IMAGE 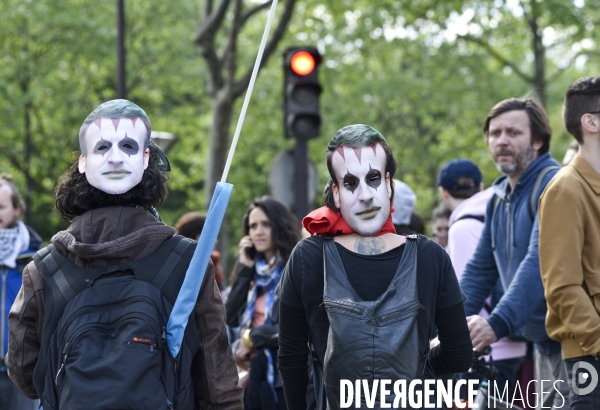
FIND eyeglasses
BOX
[587,111,600,115]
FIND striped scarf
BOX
[240,256,283,330]
[241,255,283,402]
[0,221,29,268]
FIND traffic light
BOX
[283,47,322,140]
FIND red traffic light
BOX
[290,51,316,76]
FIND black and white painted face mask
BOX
[78,117,149,194]
[332,143,391,236]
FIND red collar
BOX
[302,206,396,236]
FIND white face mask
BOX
[78,117,150,194]
[332,143,391,236]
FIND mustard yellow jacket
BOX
[539,154,600,359]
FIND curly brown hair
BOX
[55,142,168,221]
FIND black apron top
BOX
[321,234,423,409]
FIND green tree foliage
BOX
[277,0,600,224]
[0,0,208,241]
[1,0,599,272]
[0,1,116,238]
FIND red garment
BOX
[302,206,396,236]
[210,250,224,290]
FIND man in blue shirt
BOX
[459,98,567,409]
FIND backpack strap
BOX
[489,164,559,223]
[492,194,502,214]
[455,214,485,223]
[529,165,560,220]
[34,245,106,339]
[34,246,77,302]
[32,243,104,399]
[487,194,502,250]
[151,236,192,290]
[34,245,51,262]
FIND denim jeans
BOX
[458,357,523,401]
[534,349,570,409]
[564,356,600,410]
[0,372,39,410]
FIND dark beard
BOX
[495,145,535,177]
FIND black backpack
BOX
[32,236,200,410]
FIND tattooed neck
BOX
[354,236,386,255]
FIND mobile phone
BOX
[246,246,256,260]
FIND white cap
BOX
[392,179,416,225]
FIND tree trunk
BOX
[195,0,296,207]
[528,10,546,106]
[205,92,235,207]
[205,92,234,277]
[24,101,33,225]
[20,76,33,225]
[194,0,296,273]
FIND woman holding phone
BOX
[225,196,300,410]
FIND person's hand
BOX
[429,337,440,349]
[234,338,253,371]
[467,315,498,351]
[238,235,255,268]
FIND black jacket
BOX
[225,263,279,349]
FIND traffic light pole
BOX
[294,139,309,223]
[116,0,126,99]
[282,47,322,223]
